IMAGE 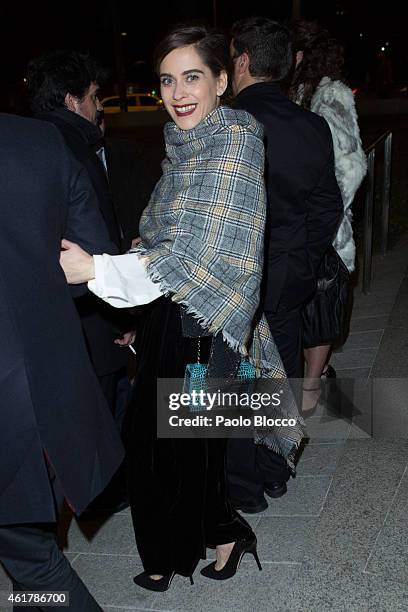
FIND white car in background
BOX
[101,93,163,113]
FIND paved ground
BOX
[1,235,408,612]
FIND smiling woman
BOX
[60,23,303,593]
[158,45,227,130]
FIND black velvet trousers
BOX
[124,297,252,577]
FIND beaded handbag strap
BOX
[197,337,201,364]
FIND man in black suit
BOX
[227,18,343,512]
[27,52,135,512]
[27,50,135,411]
[0,113,124,610]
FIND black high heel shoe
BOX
[301,385,322,417]
[133,571,194,592]
[200,535,262,580]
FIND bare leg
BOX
[302,345,331,412]
[304,345,331,384]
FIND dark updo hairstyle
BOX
[289,20,345,110]
[153,24,231,80]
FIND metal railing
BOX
[362,130,393,294]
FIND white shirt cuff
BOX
[88,253,163,308]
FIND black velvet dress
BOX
[124,296,252,577]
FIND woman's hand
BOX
[131,236,142,249]
[60,239,95,284]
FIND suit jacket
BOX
[0,114,124,524]
[235,82,343,312]
[105,134,163,250]
[37,108,129,376]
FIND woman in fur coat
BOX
[289,22,367,407]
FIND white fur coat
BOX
[308,77,367,271]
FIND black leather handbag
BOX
[302,246,349,348]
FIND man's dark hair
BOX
[154,24,231,78]
[231,17,293,82]
[27,50,107,114]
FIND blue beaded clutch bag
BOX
[184,360,256,412]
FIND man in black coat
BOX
[0,113,124,609]
[227,18,343,512]
[27,51,135,425]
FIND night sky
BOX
[2,0,408,98]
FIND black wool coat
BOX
[0,114,124,524]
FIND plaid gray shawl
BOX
[138,106,303,470]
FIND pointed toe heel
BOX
[133,571,175,592]
[133,571,194,592]
[200,534,261,580]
